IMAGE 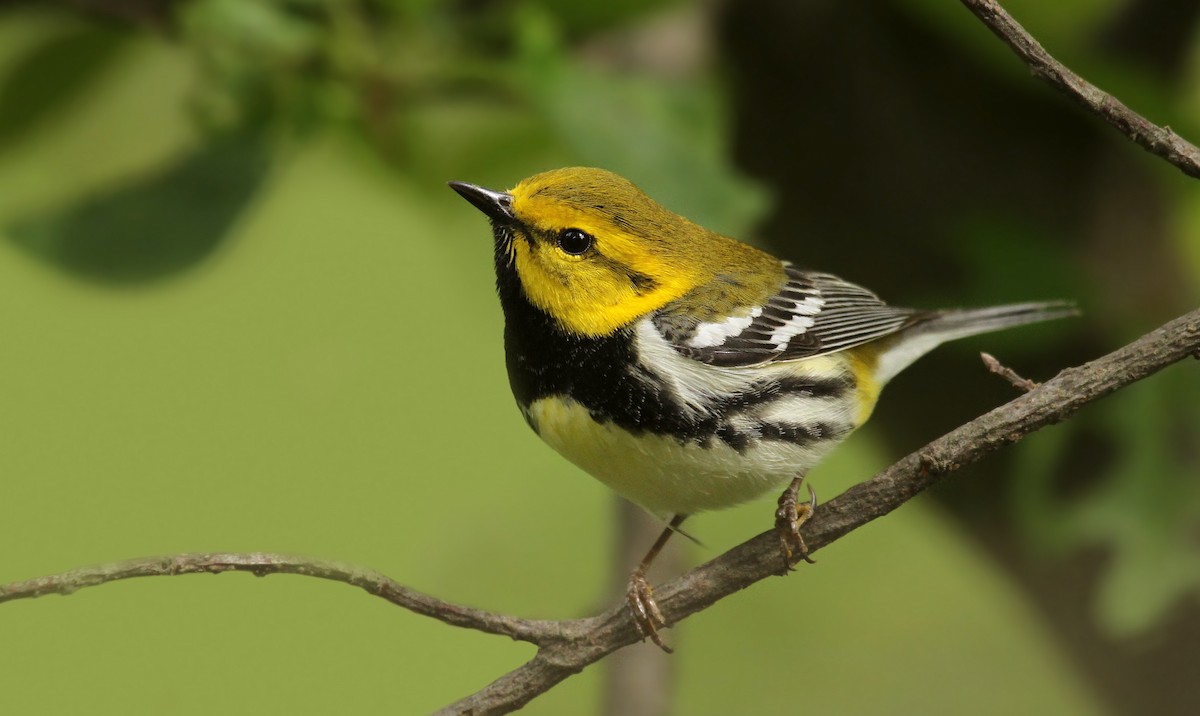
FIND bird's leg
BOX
[627,513,686,654]
[775,475,817,572]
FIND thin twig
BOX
[0,552,560,644]
[980,351,1039,391]
[958,0,1200,179]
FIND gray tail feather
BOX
[911,301,1080,342]
[873,301,1078,384]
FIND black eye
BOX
[556,228,593,255]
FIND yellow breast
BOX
[525,382,858,517]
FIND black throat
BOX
[490,226,849,450]
[493,228,638,415]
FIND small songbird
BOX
[450,167,1072,650]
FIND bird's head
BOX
[450,167,777,337]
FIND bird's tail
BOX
[915,301,1079,342]
[874,301,1078,384]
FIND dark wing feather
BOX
[661,264,924,367]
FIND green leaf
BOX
[514,5,769,237]
[0,24,126,149]
[6,132,270,283]
[526,0,682,34]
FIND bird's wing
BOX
[654,264,924,367]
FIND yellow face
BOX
[504,168,706,337]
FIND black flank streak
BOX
[761,422,821,443]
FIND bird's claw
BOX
[627,570,672,653]
[775,477,817,572]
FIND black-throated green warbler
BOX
[450,167,1072,650]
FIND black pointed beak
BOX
[448,181,515,223]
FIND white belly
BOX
[526,396,845,516]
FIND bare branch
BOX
[958,0,1200,179]
[438,306,1200,714]
[4,309,1197,715]
[980,351,1039,391]
[2,306,1196,714]
[0,3,1192,714]
[0,552,560,644]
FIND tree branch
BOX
[958,0,1200,179]
[15,305,1188,714]
[0,552,560,644]
[980,351,1039,392]
[0,3,1193,714]
[436,306,1200,713]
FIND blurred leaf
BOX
[514,5,769,237]
[182,0,324,71]
[6,132,270,282]
[0,23,126,149]
[179,0,332,132]
[528,0,682,35]
[1012,368,1200,635]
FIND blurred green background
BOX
[0,0,1197,713]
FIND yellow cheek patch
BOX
[506,171,711,336]
[511,236,699,336]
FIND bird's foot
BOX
[627,569,672,653]
[775,476,817,573]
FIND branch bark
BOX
[0,552,560,644]
[5,307,1198,714]
[5,3,1200,713]
[959,0,1200,179]
[440,306,1200,713]
[981,351,1039,392]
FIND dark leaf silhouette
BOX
[7,132,269,282]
